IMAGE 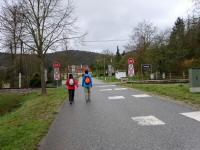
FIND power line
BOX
[82,39,129,43]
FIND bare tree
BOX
[132,21,157,50]
[125,21,157,52]
[19,0,79,94]
[125,21,157,74]
[0,1,24,87]
[193,0,200,17]
[153,29,171,48]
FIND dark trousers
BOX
[68,90,75,102]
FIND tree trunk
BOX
[40,56,46,95]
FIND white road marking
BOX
[132,94,151,98]
[97,85,116,88]
[100,89,113,92]
[131,116,166,126]
[180,111,200,122]
[114,88,127,91]
[108,96,125,100]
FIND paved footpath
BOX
[39,78,200,150]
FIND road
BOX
[39,78,200,150]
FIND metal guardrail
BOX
[124,79,189,84]
[120,77,128,83]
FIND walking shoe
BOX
[86,99,91,103]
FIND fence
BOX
[152,72,189,80]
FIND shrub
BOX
[0,93,23,116]
[29,73,41,88]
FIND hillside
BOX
[0,50,102,68]
[47,50,101,66]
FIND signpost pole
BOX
[141,64,143,80]
[104,58,106,80]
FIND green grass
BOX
[124,83,200,107]
[0,88,67,150]
[0,93,25,116]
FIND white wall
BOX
[115,72,127,79]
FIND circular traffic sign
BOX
[128,58,134,64]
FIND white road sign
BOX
[54,68,60,80]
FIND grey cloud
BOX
[73,0,192,52]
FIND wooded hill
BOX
[47,50,101,68]
[0,50,101,68]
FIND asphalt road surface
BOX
[39,78,200,150]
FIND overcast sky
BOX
[71,0,193,53]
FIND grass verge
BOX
[0,88,67,150]
[124,83,200,107]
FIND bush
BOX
[29,73,41,88]
[0,93,23,116]
[0,81,2,89]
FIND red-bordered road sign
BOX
[53,62,61,68]
[128,58,134,64]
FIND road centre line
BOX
[97,85,116,88]
[114,88,127,91]
[100,89,113,92]
[131,115,166,126]
[180,111,200,122]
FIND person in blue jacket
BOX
[82,70,93,102]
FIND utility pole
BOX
[104,58,106,80]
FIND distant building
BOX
[61,65,90,79]
[67,65,89,74]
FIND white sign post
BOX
[108,65,112,77]
[53,62,61,87]
[54,68,60,81]
[19,73,22,88]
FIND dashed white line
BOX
[100,89,113,92]
[131,116,166,126]
[114,88,127,91]
[180,111,200,122]
[132,94,151,98]
[108,96,125,100]
[97,85,116,88]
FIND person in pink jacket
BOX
[66,74,78,104]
